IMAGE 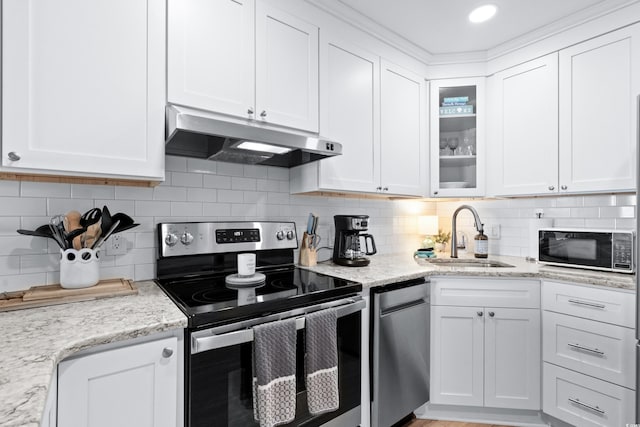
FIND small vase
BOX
[435,242,446,253]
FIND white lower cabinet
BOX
[41,374,57,427]
[430,278,541,411]
[58,336,180,427]
[543,363,634,426]
[541,281,635,427]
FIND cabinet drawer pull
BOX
[7,151,20,161]
[568,397,605,415]
[567,299,606,309]
[162,347,174,358]
[567,342,605,356]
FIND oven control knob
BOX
[165,233,179,247]
[286,230,295,240]
[276,230,285,240]
[180,231,194,245]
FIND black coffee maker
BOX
[333,215,377,267]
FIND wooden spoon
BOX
[65,211,83,250]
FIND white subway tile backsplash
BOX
[114,186,154,201]
[267,166,289,181]
[71,184,115,200]
[153,186,187,201]
[243,165,269,179]
[202,203,232,217]
[171,172,204,188]
[21,182,71,198]
[217,190,244,203]
[187,158,217,174]
[135,200,171,217]
[231,203,258,217]
[231,177,257,191]
[600,206,635,218]
[203,174,232,189]
[165,156,187,172]
[187,188,217,202]
[0,197,46,216]
[171,201,203,217]
[0,273,47,292]
[0,154,636,293]
[0,180,20,197]
[217,162,245,177]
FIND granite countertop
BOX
[301,253,636,291]
[0,280,187,427]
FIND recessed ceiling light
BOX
[469,4,497,23]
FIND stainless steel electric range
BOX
[155,221,364,427]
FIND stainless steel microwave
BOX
[538,228,634,273]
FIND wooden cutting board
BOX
[0,278,137,312]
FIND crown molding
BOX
[306,0,640,67]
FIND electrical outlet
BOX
[107,234,127,256]
[488,225,501,239]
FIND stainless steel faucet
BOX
[451,205,484,258]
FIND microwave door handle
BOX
[192,298,365,353]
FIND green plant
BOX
[434,229,451,244]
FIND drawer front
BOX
[543,363,634,427]
[543,311,635,389]
[431,277,540,308]
[542,281,635,327]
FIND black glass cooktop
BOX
[156,266,362,329]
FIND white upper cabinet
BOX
[430,78,485,198]
[291,38,380,193]
[255,2,319,132]
[168,0,319,133]
[488,53,559,196]
[167,0,255,119]
[380,60,427,196]
[2,0,165,180]
[558,24,640,193]
[291,37,427,197]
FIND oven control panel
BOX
[158,221,298,257]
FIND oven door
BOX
[538,230,613,270]
[187,298,364,427]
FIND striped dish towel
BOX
[252,318,297,427]
[305,308,339,415]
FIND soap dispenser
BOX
[474,225,488,258]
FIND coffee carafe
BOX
[333,215,377,267]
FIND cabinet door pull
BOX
[376,186,382,191]
[567,342,605,356]
[7,152,20,161]
[548,185,555,191]
[247,107,254,116]
[561,185,568,190]
[488,311,495,317]
[477,311,483,317]
[260,110,267,118]
[162,347,174,358]
[568,397,605,415]
[567,299,606,309]
[383,187,388,191]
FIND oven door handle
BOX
[191,297,365,354]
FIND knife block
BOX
[298,232,317,267]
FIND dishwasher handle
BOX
[380,298,427,316]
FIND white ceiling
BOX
[325,0,637,56]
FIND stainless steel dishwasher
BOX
[370,278,430,427]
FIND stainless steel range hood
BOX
[165,105,341,168]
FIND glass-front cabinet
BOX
[429,78,485,197]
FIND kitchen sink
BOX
[425,258,515,268]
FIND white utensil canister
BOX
[60,248,100,289]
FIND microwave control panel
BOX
[612,232,633,272]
